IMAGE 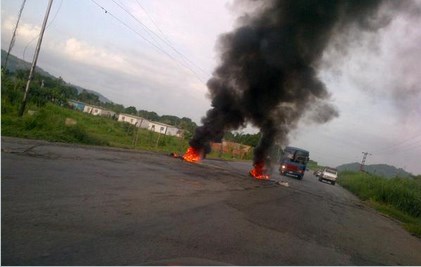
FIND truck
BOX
[279,146,309,180]
[318,167,338,185]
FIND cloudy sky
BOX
[2,0,421,174]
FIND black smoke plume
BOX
[189,0,393,166]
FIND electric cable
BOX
[90,0,206,83]
[132,0,211,77]
[373,133,421,154]
[22,0,63,61]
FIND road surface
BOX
[2,137,421,265]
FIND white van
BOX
[318,167,338,185]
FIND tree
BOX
[138,110,160,121]
[160,115,179,126]
[223,131,261,147]
[178,117,197,137]
[61,86,78,99]
[1,71,24,108]
[102,102,125,114]
[77,90,100,105]
[124,106,138,115]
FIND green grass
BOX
[338,171,421,237]
[1,103,190,153]
[1,102,256,160]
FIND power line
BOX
[373,133,421,154]
[134,0,172,46]
[132,0,211,77]
[22,0,63,62]
[111,0,167,53]
[90,0,206,83]
[113,0,210,77]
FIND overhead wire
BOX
[90,0,206,83]
[22,0,63,62]
[112,0,166,52]
[133,0,172,47]
[114,0,210,77]
[372,133,421,154]
[112,0,210,79]
[132,0,211,77]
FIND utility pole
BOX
[18,0,54,117]
[4,0,27,71]
[360,152,372,172]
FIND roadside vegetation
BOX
[338,171,421,238]
[1,99,256,160]
[2,102,187,151]
[307,159,323,171]
[1,66,258,160]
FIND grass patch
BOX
[2,104,109,145]
[338,171,421,237]
[1,103,190,153]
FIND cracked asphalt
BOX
[2,136,421,265]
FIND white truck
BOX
[318,167,338,185]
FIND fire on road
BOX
[1,137,421,265]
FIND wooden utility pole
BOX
[18,0,54,117]
[4,0,27,70]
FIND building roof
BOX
[118,113,146,120]
[148,121,178,128]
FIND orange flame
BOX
[183,146,202,163]
[249,162,270,180]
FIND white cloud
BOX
[1,16,40,44]
[63,38,126,70]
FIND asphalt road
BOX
[2,137,421,265]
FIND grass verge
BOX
[338,171,421,237]
[1,103,189,153]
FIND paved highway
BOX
[2,137,421,265]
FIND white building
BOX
[83,104,116,117]
[166,125,184,137]
[117,113,149,128]
[117,114,183,137]
[148,121,183,137]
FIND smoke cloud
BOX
[190,0,403,167]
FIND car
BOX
[318,167,338,185]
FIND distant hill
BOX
[69,85,111,103]
[1,50,111,103]
[337,162,413,178]
[1,49,53,78]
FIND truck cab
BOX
[279,147,309,180]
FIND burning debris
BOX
[183,0,407,179]
[249,161,270,180]
[182,146,203,163]
[170,147,204,163]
